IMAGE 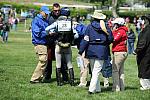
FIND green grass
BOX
[0,20,150,100]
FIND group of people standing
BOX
[30,3,150,94]
[30,3,75,86]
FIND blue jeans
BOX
[2,31,8,42]
[128,41,135,54]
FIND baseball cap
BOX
[40,6,51,14]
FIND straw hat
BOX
[91,11,106,20]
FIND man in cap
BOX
[30,6,51,83]
[135,14,150,90]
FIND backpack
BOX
[14,19,18,24]
[101,56,112,78]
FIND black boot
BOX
[61,64,68,83]
[61,55,68,83]
[56,68,63,86]
[69,68,75,86]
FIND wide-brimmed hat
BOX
[40,6,51,14]
[91,11,106,20]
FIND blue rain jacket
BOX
[31,14,49,45]
[79,20,114,60]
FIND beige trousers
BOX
[112,52,127,91]
[30,45,48,82]
[79,52,89,86]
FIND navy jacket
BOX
[79,20,113,60]
[31,14,49,45]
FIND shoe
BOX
[132,51,136,55]
[104,83,109,88]
[41,78,51,83]
[30,81,40,84]
[88,91,94,95]
[140,87,150,90]
[77,83,86,87]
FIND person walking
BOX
[111,18,128,91]
[79,11,113,94]
[135,14,150,90]
[74,23,90,87]
[30,6,51,83]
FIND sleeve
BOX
[106,26,114,44]
[135,33,147,55]
[45,22,57,32]
[73,28,79,39]
[113,30,123,42]
[32,18,48,38]
[78,26,90,55]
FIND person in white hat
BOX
[111,18,128,91]
[78,11,114,94]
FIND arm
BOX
[78,26,90,55]
[45,22,57,32]
[106,26,114,44]
[113,30,123,42]
[32,18,48,38]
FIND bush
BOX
[0,2,40,14]
[103,10,150,22]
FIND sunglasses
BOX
[53,10,60,12]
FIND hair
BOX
[53,3,60,8]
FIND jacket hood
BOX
[91,20,101,31]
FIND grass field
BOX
[0,19,150,100]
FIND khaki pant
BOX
[89,59,104,93]
[112,52,127,91]
[30,45,48,82]
[79,52,89,86]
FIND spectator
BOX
[2,22,10,43]
[135,14,150,90]
[79,11,113,94]
[111,18,128,91]
[13,17,19,31]
[0,14,3,39]
[127,29,136,54]
[30,6,51,83]
[74,23,90,87]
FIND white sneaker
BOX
[104,82,109,88]
[140,87,150,90]
[78,83,86,87]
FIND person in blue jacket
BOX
[30,6,51,83]
[78,11,113,94]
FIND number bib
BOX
[57,21,71,32]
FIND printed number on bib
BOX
[57,21,71,32]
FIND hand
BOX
[49,32,53,35]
